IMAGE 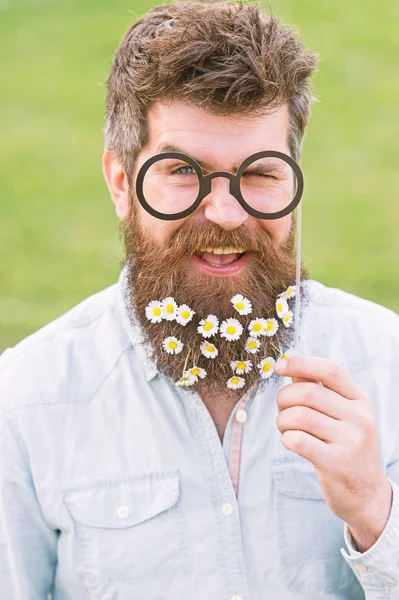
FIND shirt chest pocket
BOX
[64,470,191,593]
[272,460,363,598]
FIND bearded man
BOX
[1,2,399,599]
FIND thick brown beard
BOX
[122,211,309,402]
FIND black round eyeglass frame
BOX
[135,150,304,221]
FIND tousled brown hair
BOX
[105,1,318,177]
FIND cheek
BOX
[137,205,183,244]
[258,214,292,246]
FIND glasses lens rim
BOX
[136,151,203,221]
[234,150,303,220]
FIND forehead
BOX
[143,100,291,168]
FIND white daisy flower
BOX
[197,315,219,338]
[200,341,218,359]
[245,337,261,354]
[161,297,178,321]
[258,357,276,379]
[145,300,163,324]
[176,304,195,326]
[162,336,183,355]
[282,311,294,327]
[227,376,246,390]
[280,285,296,300]
[175,374,196,387]
[276,297,289,318]
[230,360,252,375]
[185,366,207,382]
[231,294,252,316]
[220,318,243,341]
[248,318,268,338]
[263,318,279,337]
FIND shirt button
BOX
[355,565,369,572]
[235,409,247,423]
[117,505,130,519]
[221,502,233,516]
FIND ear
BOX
[102,149,130,221]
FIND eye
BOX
[243,171,276,180]
[173,165,196,175]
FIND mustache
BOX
[160,221,275,260]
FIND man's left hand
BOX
[274,355,393,552]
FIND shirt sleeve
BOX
[340,475,399,599]
[0,412,58,599]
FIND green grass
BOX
[1,0,398,352]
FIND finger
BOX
[274,355,365,400]
[277,381,357,421]
[276,405,341,443]
[281,430,330,466]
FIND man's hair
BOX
[105,1,318,177]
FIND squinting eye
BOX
[173,165,195,175]
[243,171,276,180]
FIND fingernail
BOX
[275,359,288,373]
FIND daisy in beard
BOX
[245,337,260,354]
[227,376,246,390]
[231,294,252,316]
[197,315,219,338]
[263,318,279,337]
[220,318,243,341]
[176,304,195,326]
[248,318,268,338]
[161,297,178,321]
[276,296,289,319]
[145,300,163,323]
[280,285,296,300]
[163,336,183,355]
[200,341,218,359]
[230,360,252,375]
[175,374,196,387]
[282,311,294,327]
[185,366,207,383]
[258,357,276,379]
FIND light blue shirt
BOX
[1,269,399,600]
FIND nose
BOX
[202,176,248,230]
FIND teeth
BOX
[200,247,246,255]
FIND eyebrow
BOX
[156,143,288,175]
[156,143,234,172]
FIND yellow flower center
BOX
[281,353,288,359]
[248,340,257,349]
[263,363,271,372]
[265,321,273,330]
[166,304,174,313]
[236,301,245,310]
[191,368,199,376]
[253,323,262,332]
[227,325,236,335]
[231,377,240,384]
[153,307,161,316]
[277,303,283,313]
[283,315,290,322]
[168,341,177,350]
[204,322,213,331]
[181,310,190,319]
[237,362,246,370]
[206,344,215,353]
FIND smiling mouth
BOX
[195,247,247,267]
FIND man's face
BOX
[104,100,307,397]
[133,100,293,261]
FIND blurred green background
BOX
[1,0,398,352]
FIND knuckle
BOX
[326,362,341,380]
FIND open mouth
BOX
[192,247,249,275]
